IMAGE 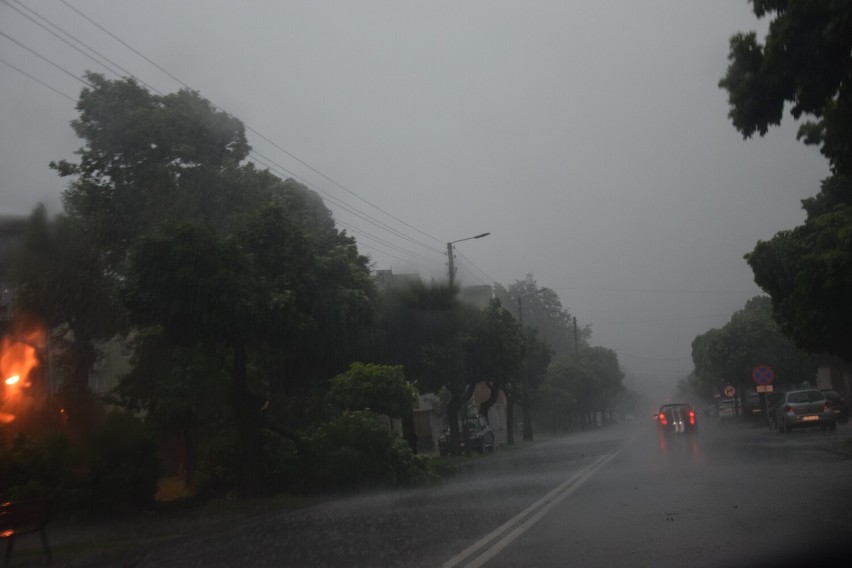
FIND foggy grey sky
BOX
[0,1,830,385]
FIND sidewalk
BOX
[8,497,303,568]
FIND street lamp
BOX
[517,288,547,442]
[446,232,490,286]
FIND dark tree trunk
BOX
[447,398,461,456]
[181,428,197,487]
[478,382,501,422]
[230,342,264,496]
[401,411,418,454]
[68,335,97,395]
[506,396,515,445]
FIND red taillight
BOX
[824,402,831,412]
[658,412,667,425]
[784,404,794,414]
[689,410,696,425]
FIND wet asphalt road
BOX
[68,418,852,567]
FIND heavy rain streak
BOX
[0,1,851,567]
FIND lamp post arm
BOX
[446,232,490,286]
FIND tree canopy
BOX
[722,3,852,363]
[494,275,588,359]
[719,1,852,175]
[691,296,815,396]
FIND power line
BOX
[455,250,497,284]
[248,150,444,256]
[0,56,76,101]
[58,0,186,88]
[3,0,162,94]
[334,219,445,267]
[16,1,484,276]
[4,2,446,266]
[57,0,447,249]
[0,29,90,87]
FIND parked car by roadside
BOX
[438,416,495,456]
[717,398,737,420]
[745,392,763,420]
[775,389,835,433]
[821,389,849,424]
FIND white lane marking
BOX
[441,447,624,568]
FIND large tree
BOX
[14,206,123,435]
[542,347,624,430]
[719,1,852,176]
[691,296,816,400]
[123,202,374,495]
[465,299,526,429]
[721,3,852,362]
[31,74,376,494]
[494,275,588,359]
[376,283,472,454]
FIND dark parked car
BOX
[775,389,835,433]
[438,416,495,456]
[765,391,785,428]
[655,403,697,434]
[821,389,849,424]
[745,392,764,419]
[717,398,737,420]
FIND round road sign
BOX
[752,365,775,385]
[723,385,736,398]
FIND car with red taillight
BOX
[775,389,836,433]
[655,403,697,434]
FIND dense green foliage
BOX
[0,412,160,517]
[494,275,589,360]
[747,198,852,362]
[310,411,433,491]
[540,347,624,430]
[328,363,416,420]
[719,1,852,175]
[9,75,625,509]
[722,3,852,363]
[691,296,815,398]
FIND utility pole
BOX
[573,316,579,356]
[446,233,489,287]
[447,242,455,287]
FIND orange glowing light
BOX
[0,315,46,391]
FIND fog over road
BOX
[121,419,851,568]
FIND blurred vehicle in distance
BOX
[745,392,764,419]
[438,416,495,456]
[717,398,737,419]
[821,389,849,424]
[655,403,697,434]
[775,389,835,433]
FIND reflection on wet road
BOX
[128,418,852,568]
[486,418,852,568]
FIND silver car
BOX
[776,389,836,433]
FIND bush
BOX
[0,432,74,505]
[261,429,304,493]
[192,423,238,498]
[310,411,433,491]
[83,412,161,515]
